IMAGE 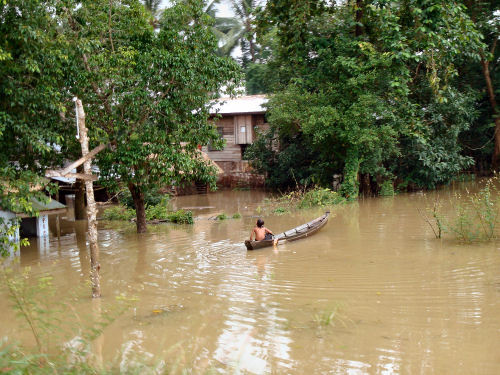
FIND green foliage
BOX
[245,126,323,189]
[0,0,72,173]
[0,218,29,257]
[298,188,345,209]
[379,180,395,197]
[145,203,169,221]
[63,0,241,231]
[120,189,169,209]
[0,0,72,255]
[272,207,289,215]
[394,87,476,189]
[420,179,500,242]
[232,212,242,219]
[216,213,228,220]
[166,209,194,224]
[103,203,193,224]
[262,187,344,214]
[102,205,136,221]
[339,149,360,201]
[447,181,500,241]
[247,0,485,195]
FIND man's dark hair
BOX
[257,219,264,227]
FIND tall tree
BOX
[247,0,483,194]
[64,0,241,233]
[0,0,71,254]
[462,1,500,169]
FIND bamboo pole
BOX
[75,98,101,298]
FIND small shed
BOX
[0,198,67,241]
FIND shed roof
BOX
[30,198,66,212]
[210,95,268,115]
[0,197,67,217]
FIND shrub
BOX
[145,203,169,221]
[102,205,135,221]
[447,181,499,241]
[379,180,395,196]
[216,213,228,220]
[298,188,345,208]
[420,178,500,242]
[167,210,193,224]
[232,213,242,219]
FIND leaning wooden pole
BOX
[75,98,101,298]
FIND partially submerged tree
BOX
[64,0,241,233]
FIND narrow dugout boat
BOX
[245,211,330,250]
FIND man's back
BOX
[253,226,268,241]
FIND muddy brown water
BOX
[1,185,500,374]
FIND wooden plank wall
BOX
[204,115,241,164]
[204,113,269,173]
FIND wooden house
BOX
[205,95,269,187]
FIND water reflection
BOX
[1,186,500,374]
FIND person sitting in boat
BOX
[250,219,277,245]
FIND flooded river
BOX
[1,184,500,374]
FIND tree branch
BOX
[108,0,115,53]
[45,144,108,178]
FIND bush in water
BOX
[298,188,345,209]
[216,213,228,221]
[102,205,136,221]
[420,178,500,242]
[167,210,194,224]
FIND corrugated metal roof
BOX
[210,95,268,115]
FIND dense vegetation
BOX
[243,0,500,197]
[3,0,500,246]
[0,0,241,242]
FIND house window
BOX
[208,127,224,151]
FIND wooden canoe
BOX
[245,211,330,250]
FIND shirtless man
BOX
[250,219,278,245]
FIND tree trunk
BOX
[76,99,101,298]
[355,0,363,37]
[480,58,500,169]
[359,173,371,196]
[129,183,147,233]
[74,165,86,220]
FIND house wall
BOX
[203,113,268,188]
[205,115,242,166]
[205,113,268,171]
